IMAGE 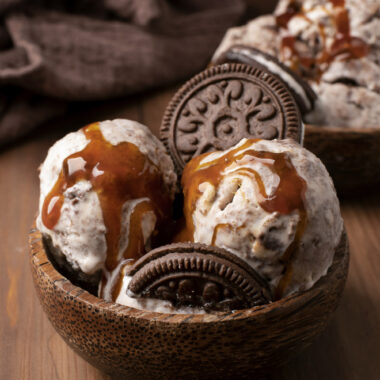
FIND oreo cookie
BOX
[214,45,317,116]
[161,63,303,174]
[127,243,272,312]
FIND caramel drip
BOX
[280,34,320,79]
[179,139,307,296]
[210,224,250,247]
[111,272,124,301]
[276,0,369,80]
[329,0,345,6]
[329,7,369,61]
[276,1,301,29]
[42,123,171,299]
[109,201,153,301]
[111,261,134,301]
[211,224,231,246]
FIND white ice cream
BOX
[213,0,380,128]
[182,138,343,296]
[37,119,177,279]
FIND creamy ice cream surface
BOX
[213,0,380,128]
[37,119,177,297]
[178,138,343,297]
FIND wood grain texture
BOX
[1,88,380,379]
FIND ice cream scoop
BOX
[177,137,343,297]
[37,119,177,297]
[109,63,342,311]
[213,0,380,128]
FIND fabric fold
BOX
[0,0,245,146]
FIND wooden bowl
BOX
[304,125,380,196]
[29,223,349,379]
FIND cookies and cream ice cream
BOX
[177,138,343,297]
[213,0,380,128]
[36,75,344,313]
[36,120,343,311]
[37,119,177,298]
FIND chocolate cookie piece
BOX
[214,45,317,115]
[127,243,272,312]
[161,63,303,174]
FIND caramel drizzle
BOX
[42,123,171,299]
[211,224,231,246]
[179,139,307,297]
[276,0,369,80]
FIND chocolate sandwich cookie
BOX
[127,243,272,312]
[161,63,303,174]
[214,45,317,115]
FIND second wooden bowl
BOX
[29,223,349,379]
[304,125,380,195]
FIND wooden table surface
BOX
[1,87,380,380]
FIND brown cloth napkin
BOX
[0,0,245,146]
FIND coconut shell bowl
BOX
[29,64,349,379]
[304,125,380,195]
[29,227,348,379]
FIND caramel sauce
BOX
[110,270,125,301]
[111,260,134,301]
[42,122,171,299]
[179,139,307,297]
[211,223,232,246]
[276,1,301,29]
[330,8,369,61]
[280,35,316,76]
[329,0,345,6]
[276,0,369,80]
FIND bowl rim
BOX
[305,124,380,135]
[29,222,349,325]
